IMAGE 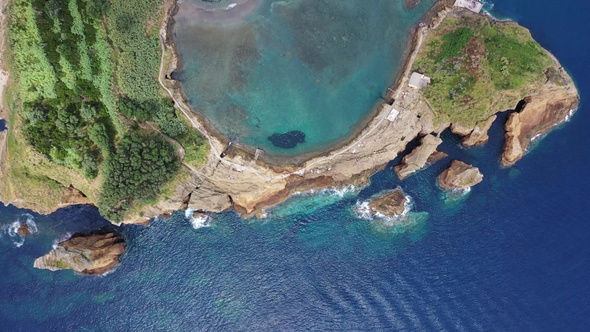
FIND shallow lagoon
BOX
[173,0,436,156]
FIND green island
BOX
[413,14,554,126]
[2,0,208,222]
[0,0,579,225]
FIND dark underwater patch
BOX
[267,131,306,149]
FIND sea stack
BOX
[34,231,126,275]
[437,160,483,190]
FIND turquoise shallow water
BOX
[173,0,436,156]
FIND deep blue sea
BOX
[1,0,589,330]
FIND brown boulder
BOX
[368,188,408,217]
[438,160,483,190]
[17,223,31,237]
[394,134,446,180]
[34,231,126,275]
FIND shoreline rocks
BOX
[437,160,483,190]
[34,231,126,275]
[394,134,447,180]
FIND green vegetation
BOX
[413,15,553,126]
[99,131,180,222]
[5,0,209,221]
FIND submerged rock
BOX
[394,134,446,180]
[438,160,483,190]
[367,188,408,217]
[34,231,126,275]
[267,131,306,149]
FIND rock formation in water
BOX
[34,231,126,275]
[17,223,31,236]
[394,134,447,180]
[437,160,483,190]
[367,188,408,217]
[501,73,579,166]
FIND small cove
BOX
[172,0,437,156]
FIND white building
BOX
[408,72,431,89]
[453,0,484,14]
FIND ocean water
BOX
[1,0,590,330]
[172,0,436,157]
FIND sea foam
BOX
[185,209,212,229]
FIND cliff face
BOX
[34,231,126,275]
[501,67,579,166]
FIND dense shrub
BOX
[99,131,180,221]
[436,27,474,62]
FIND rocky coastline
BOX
[0,0,580,225]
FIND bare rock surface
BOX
[437,160,483,190]
[368,188,408,217]
[394,134,445,180]
[34,231,125,275]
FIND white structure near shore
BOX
[408,72,431,89]
[453,0,483,14]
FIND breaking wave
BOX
[354,189,414,224]
[264,185,360,219]
[185,209,212,229]
[353,190,429,232]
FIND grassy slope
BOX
[413,14,553,126]
[2,0,208,221]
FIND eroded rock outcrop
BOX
[394,134,447,180]
[367,188,408,217]
[462,115,497,147]
[437,160,483,190]
[501,85,579,167]
[34,231,125,275]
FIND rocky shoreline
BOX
[0,0,580,225]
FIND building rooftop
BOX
[408,72,431,89]
[453,0,484,14]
